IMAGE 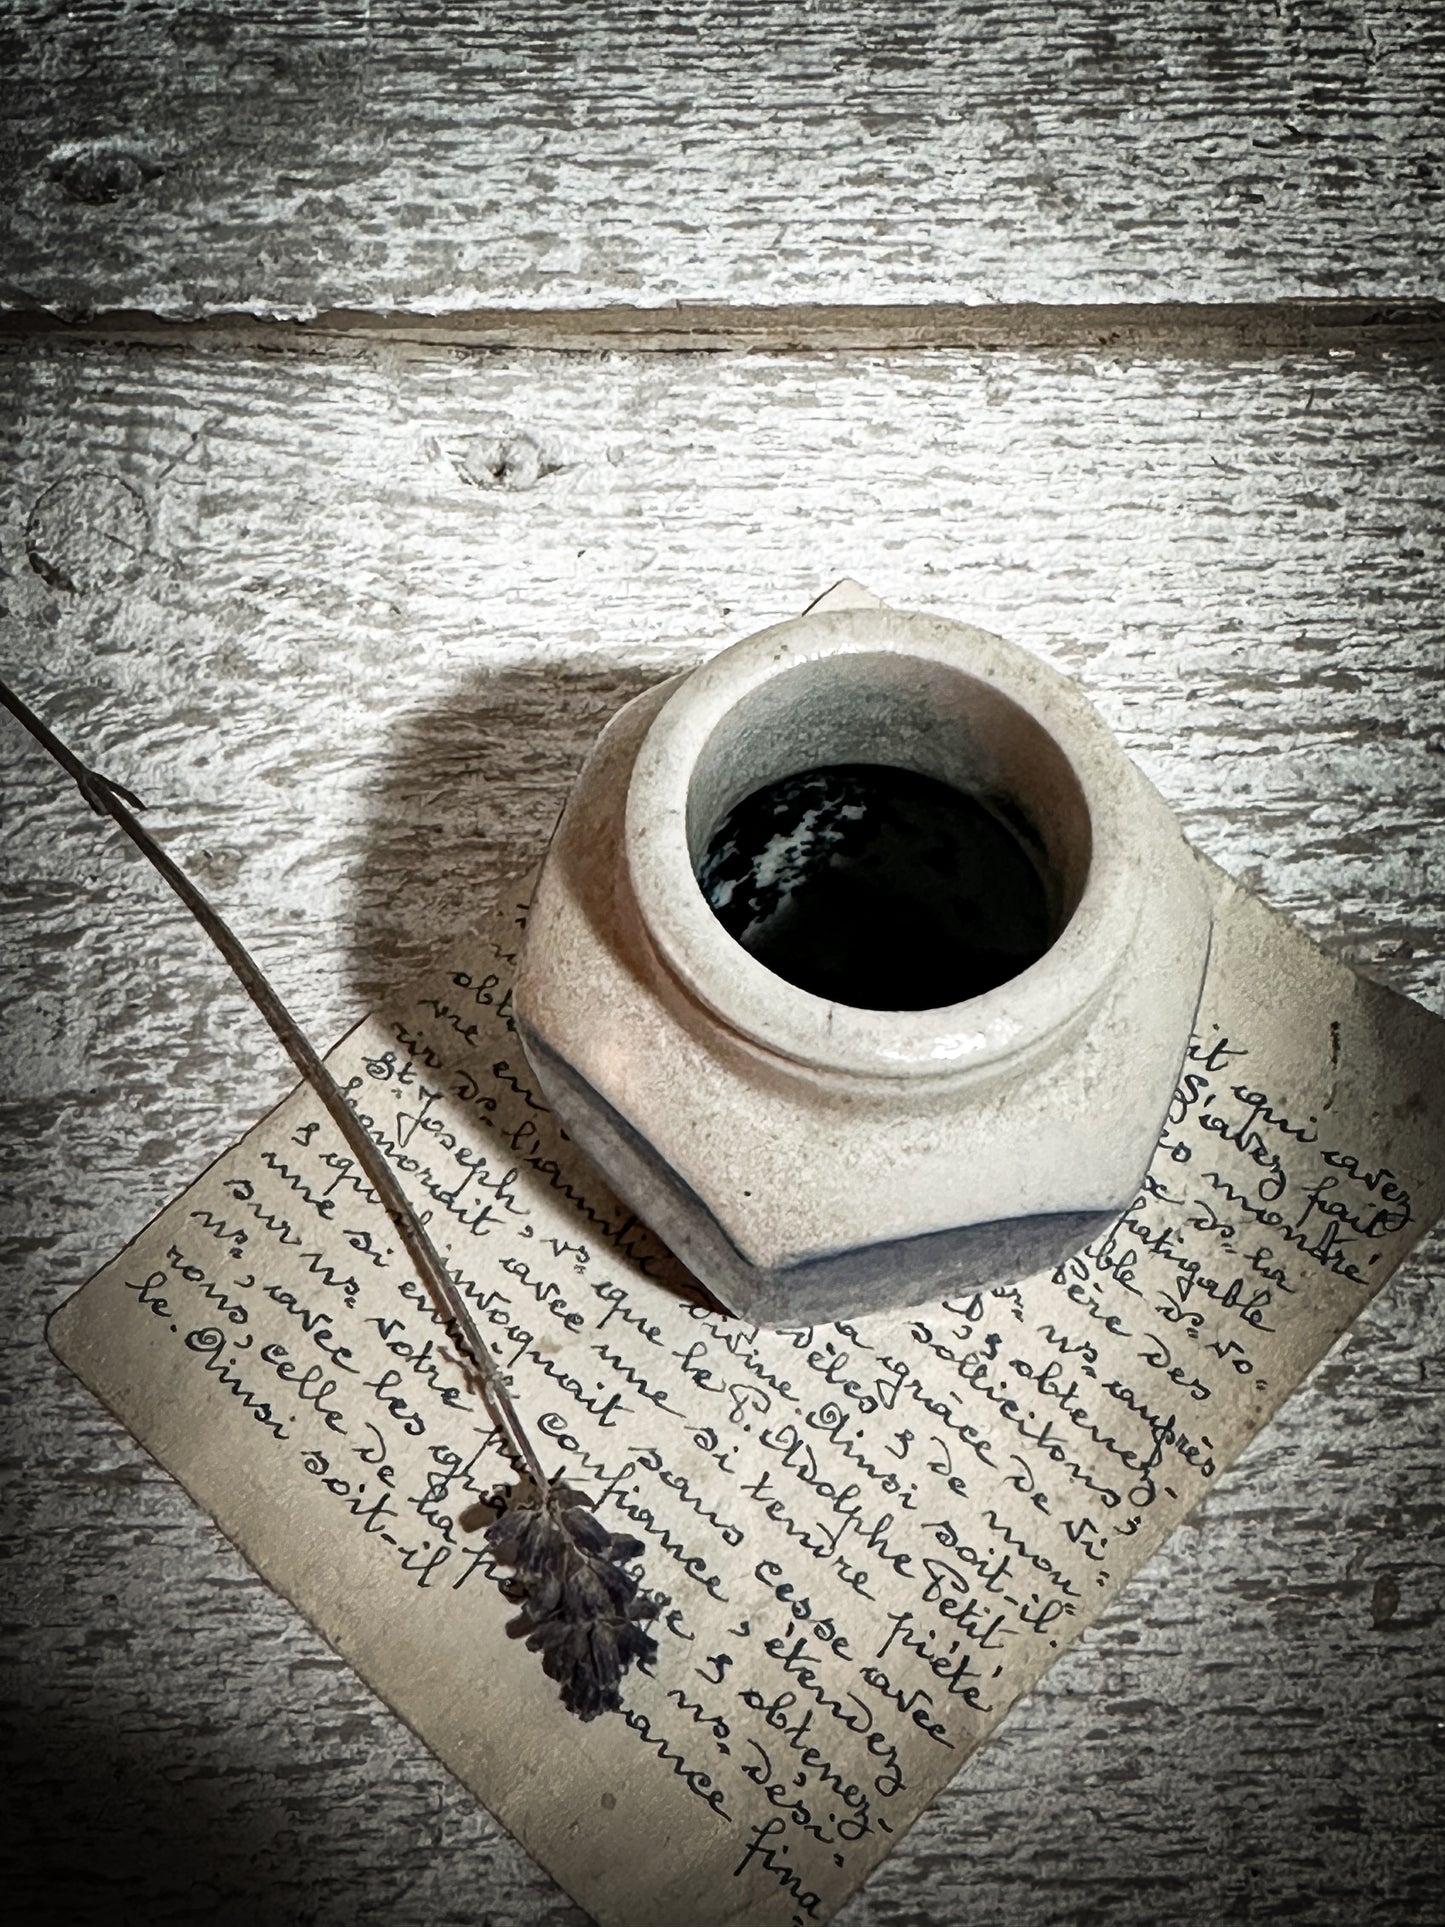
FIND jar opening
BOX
[698,761,1057,1010]
[624,621,1121,1078]
[681,650,1091,1022]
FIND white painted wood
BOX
[1,1,1442,317]
[1,339,1441,1922]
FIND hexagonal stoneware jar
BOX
[513,599,1212,1325]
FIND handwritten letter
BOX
[51,863,1445,1927]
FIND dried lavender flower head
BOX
[485,1479,665,1721]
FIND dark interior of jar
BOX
[684,653,1090,1014]
[697,759,1058,1010]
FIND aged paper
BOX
[51,861,1445,1927]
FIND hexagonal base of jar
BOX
[520,1026,1120,1326]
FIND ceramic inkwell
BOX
[514,591,1212,1325]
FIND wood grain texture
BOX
[2,0,1444,319]
[1,339,1442,1924]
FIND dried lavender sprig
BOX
[486,1481,664,1721]
[0,673,549,1492]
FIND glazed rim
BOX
[624,608,1144,1080]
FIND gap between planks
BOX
[2,298,1443,360]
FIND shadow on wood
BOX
[347,659,687,1003]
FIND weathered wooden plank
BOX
[2,1,1443,318]
[1,340,1442,1922]
[2,338,1440,1008]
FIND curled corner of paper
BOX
[803,579,886,614]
